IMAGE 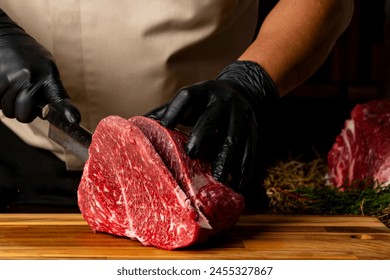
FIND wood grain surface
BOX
[0,214,389,260]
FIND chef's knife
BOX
[41,104,92,162]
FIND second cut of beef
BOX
[78,116,244,250]
[327,98,390,188]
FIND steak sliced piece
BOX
[129,116,245,233]
[78,116,244,250]
[327,98,390,188]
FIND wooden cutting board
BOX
[0,214,389,260]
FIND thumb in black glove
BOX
[0,10,80,123]
[146,60,279,191]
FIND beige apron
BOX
[0,0,259,170]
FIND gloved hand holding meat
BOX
[78,61,280,250]
[0,10,80,124]
[146,61,279,191]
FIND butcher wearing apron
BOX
[0,1,259,212]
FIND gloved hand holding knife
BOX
[0,9,80,124]
[0,9,91,162]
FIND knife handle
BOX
[41,104,92,147]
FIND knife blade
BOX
[41,104,92,162]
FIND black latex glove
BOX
[0,10,80,123]
[146,60,279,191]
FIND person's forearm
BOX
[239,0,354,96]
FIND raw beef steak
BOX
[327,98,390,188]
[78,116,244,250]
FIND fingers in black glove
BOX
[185,83,258,189]
[156,84,210,129]
[0,10,81,124]
[147,78,264,191]
[145,104,167,120]
[146,61,279,192]
[228,114,257,189]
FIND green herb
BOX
[264,156,390,228]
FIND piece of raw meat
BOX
[327,98,390,188]
[78,116,244,250]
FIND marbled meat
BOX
[327,98,390,188]
[77,116,244,250]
